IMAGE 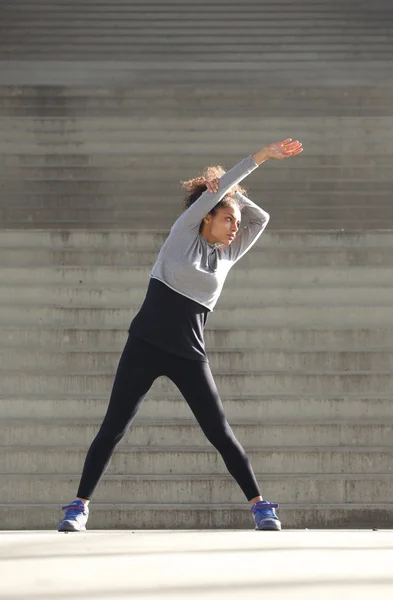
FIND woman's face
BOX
[202,205,242,246]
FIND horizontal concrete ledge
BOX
[4,420,392,447]
[2,502,393,511]
[0,265,392,286]
[3,348,393,370]
[1,472,392,506]
[3,109,391,118]
[2,443,393,453]
[3,60,392,71]
[3,248,393,269]
[1,0,387,7]
[3,305,393,328]
[1,230,393,248]
[1,503,393,530]
[4,222,391,231]
[7,416,391,425]
[3,472,392,482]
[3,395,393,421]
[2,418,393,445]
[1,61,392,86]
[3,390,392,400]
[1,87,393,98]
[4,248,393,269]
[1,286,393,310]
[2,445,393,476]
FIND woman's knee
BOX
[203,421,237,449]
[95,421,129,447]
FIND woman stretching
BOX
[58,137,303,532]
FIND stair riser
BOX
[2,326,392,351]
[2,306,393,328]
[2,423,392,447]
[1,396,392,421]
[3,248,393,268]
[1,505,391,530]
[1,373,393,395]
[2,475,391,504]
[1,449,392,475]
[2,349,393,372]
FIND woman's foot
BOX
[251,500,281,531]
[58,500,89,532]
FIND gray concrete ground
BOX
[1,530,393,600]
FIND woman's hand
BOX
[206,138,303,192]
[206,178,220,193]
[262,138,303,160]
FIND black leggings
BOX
[77,335,261,501]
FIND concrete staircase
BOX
[1,0,393,529]
[1,0,392,61]
[1,102,393,230]
[0,2,393,232]
[1,229,393,529]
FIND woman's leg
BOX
[166,358,261,502]
[76,336,163,501]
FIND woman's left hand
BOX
[206,178,220,193]
[263,139,303,160]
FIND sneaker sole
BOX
[58,521,86,532]
[255,520,281,531]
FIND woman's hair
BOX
[180,164,247,228]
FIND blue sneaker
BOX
[252,500,281,531]
[58,500,89,532]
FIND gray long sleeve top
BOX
[150,154,270,311]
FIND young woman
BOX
[58,138,303,533]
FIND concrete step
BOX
[1,61,390,87]
[3,50,392,61]
[1,139,392,156]
[5,6,382,16]
[3,247,393,268]
[1,473,391,505]
[5,219,391,231]
[2,393,391,421]
[2,5,389,17]
[2,98,391,117]
[2,208,393,231]
[1,371,393,396]
[0,188,391,200]
[2,116,392,136]
[10,28,389,40]
[1,502,391,529]
[2,86,393,100]
[2,325,393,352]
[1,154,391,169]
[1,118,392,138]
[0,265,390,287]
[0,230,391,250]
[1,445,392,475]
[4,0,388,10]
[2,418,392,447]
[3,107,392,118]
[6,283,393,308]
[2,305,393,328]
[5,22,389,31]
[1,284,392,309]
[2,206,393,222]
[3,166,393,181]
[2,192,391,205]
[2,348,393,373]
[4,34,392,46]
